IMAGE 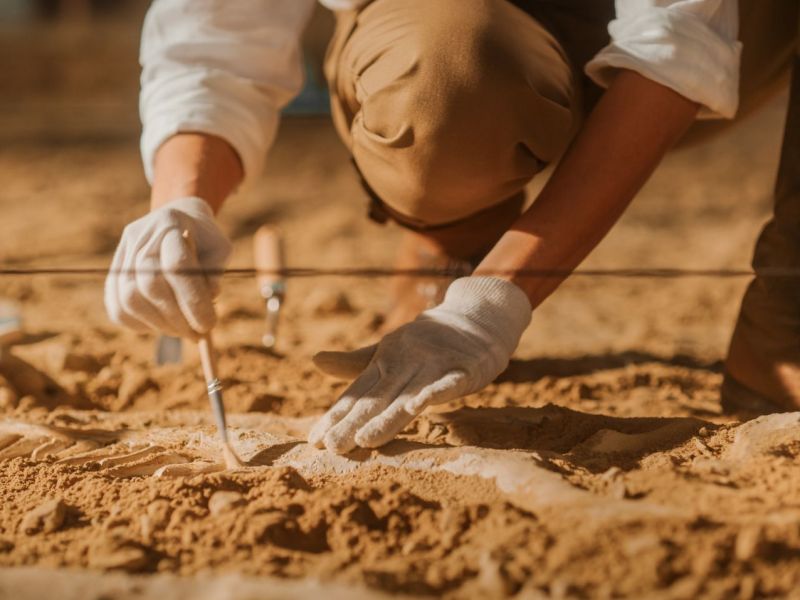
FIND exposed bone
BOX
[106,452,189,478]
[0,433,22,452]
[0,437,51,460]
[31,439,74,461]
[154,461,225,478]
[55,444,131,466]
[97,445,164,468]
[52,440,101,459]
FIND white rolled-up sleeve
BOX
[139,0,316,187]
[585,0,742,119]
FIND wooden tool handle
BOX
[253,226,284,294]
[197,335,217,383]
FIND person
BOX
[105,0,799,455]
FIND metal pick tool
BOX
[197,334,242,468]
[179,230,242,468]
[253,226,285,349]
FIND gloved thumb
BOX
[313,344,377,379]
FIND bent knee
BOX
[347,0,575,223]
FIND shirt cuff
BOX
[140,71,280,189]
[585,8,742,119]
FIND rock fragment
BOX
[21,499,67,535]
[146,499,172,527]
[0,375,18,409]
[735,525,763,562]
[88,537,149,571]
[208,491,245,515]
[313,291,355,316]
[141,499,172,542]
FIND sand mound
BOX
[0,404,799,597]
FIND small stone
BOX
[139,515,154,543]
[313,292,355,316]
[735,525,762,562]
[156,557,178,572]
[622,532,662,557]
[208,491,244,515]
[477,551,512,596]
[88,537,148,571]
[17,395,38,411]
[243,392,284,413]
[21,499,67,535]
[0,384,18,410]
[181,528,197,545]
[600,466,622,481]
[146,499,172,527]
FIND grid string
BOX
[0,266,796,278]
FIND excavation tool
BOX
[197,333,242,469]
[253,226,285,349]
[179,230,242,469]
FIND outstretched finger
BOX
[354,399,416,449]
[404,370,469,416]
[105,238,149,332]
[161,229,217,335]
[323,374,408,454]
[116,235,173,333]
[308,364,380,447]
[135,242,196,338]
[313,344,377,379]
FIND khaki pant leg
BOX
[325,0,576,225]
[725,13,800,411]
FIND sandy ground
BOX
[2,14,800,600]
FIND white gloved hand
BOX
[309,276,532,454]
[104,197,232,339]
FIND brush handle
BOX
[197,335,217,382]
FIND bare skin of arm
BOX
[150,132,243,213]
[474,70,700,308]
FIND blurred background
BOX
[0,1,791,362]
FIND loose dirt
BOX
[2,16,800,599]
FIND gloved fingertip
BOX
[311,350,339,367]
[404,397,427,416]
[312,351,358,379]
[353,428,384,449]
[307,420,326,447]
[323,430,357,455]
[312,345,377,379]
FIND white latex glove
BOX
[104,197,232,339]
[309,276,532,453]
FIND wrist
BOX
[157,196,215,221]
[150,133,243,214]
[437,276,532,353]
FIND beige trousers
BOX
[325,0,798,227]
[725,11,800,411]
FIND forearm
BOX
[150,133,243,213]
[474,70,699,308]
